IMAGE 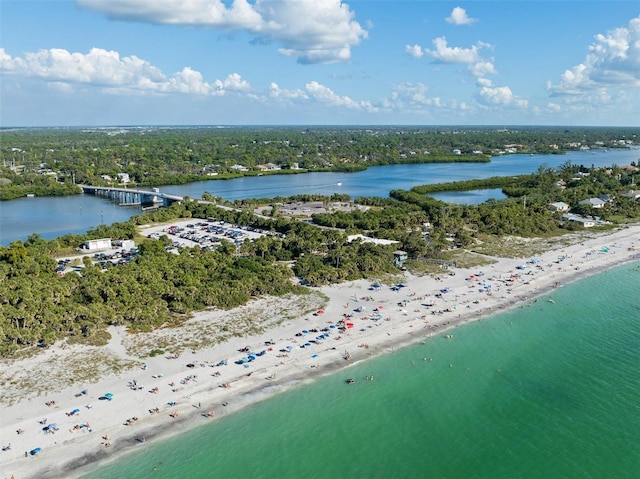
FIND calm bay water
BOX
[82,261,640,479]
[429,188,507,204]
[1,147,638,245]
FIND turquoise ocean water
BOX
[83,263,640,479]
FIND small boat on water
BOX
[336,182,342,186]
[26,193,35,197]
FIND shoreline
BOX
[2,225,639,479]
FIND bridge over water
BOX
[79,185,184,207]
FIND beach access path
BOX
[1,224,639,479]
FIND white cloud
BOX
[215,72,251,92]
[546,102,562,113]
[163,67,211,95]
[426,37,489,64]
[469,60,496,78]
[0,47,250,96]
[303,81,377,111]
[0,47,165,87]
[77,0,264,28]
[267,80,376,111]
[549,15,640,95]
[0,47,380,112]
[269,82,307,100]
[405,44,424,59]
[77,0,368,64]
[305,80,358,108]
[446,7,476,26]
[391,82,430,104]
[389,82,462,112]
[476,78,528,108]
[420,37,494,79]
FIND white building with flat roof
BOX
[83,238,112,251]
[548,201,570,212]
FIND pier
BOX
[79,185,184,207]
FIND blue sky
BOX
[1,0,639,126]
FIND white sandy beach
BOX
[1,225,639,479]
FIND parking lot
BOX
[53,219,280,276]
[140,218,281,250]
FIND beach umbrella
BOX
[302,329,309,334]
[71,408,80,414]
[316,309,325,315]
[30,448,41,455]
[104,393,113,400]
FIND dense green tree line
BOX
[3,126,636,199]
[231,193,351,208]
[389,162,640,242]
[410,175,534,194]
[0,174,80,200]
[0,234,304,356]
